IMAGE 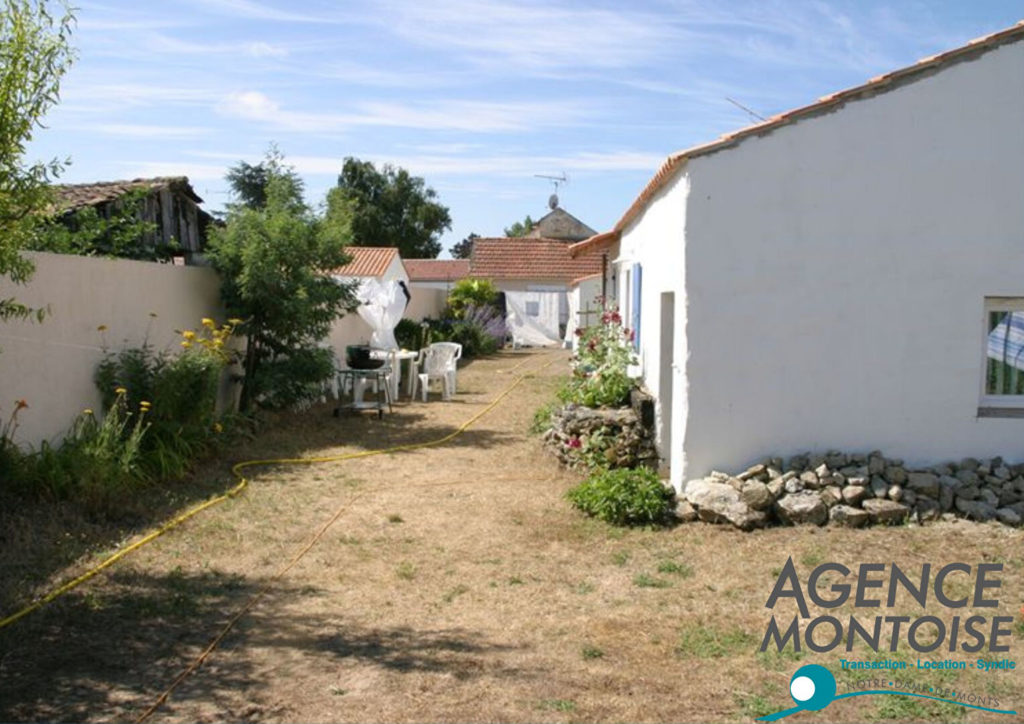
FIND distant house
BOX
[469,237,601,345]
[524,206,596,241]
[572,21,1024,489]
[333,246,408,285]
[53,177,214,264]
[404,258,470,291]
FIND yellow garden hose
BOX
[0,350,560,721]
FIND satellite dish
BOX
[548,193,559,210]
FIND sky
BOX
[25,0,1024,257]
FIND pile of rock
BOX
[543,403,657,469]
[678,451,1024,530]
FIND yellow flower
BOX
[213,422,223,434]
[227,318,243,325]
[181,340,193,349]
[139,400,151,410]
[182,330,196,340]
[83,409,93,415]
[212,339,224,349]
[115,387,127,395]
[201,317,215,328]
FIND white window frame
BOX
[979,297,1024,414]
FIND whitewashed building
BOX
[570,22,1024,489]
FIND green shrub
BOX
[567,467,673,526]
[394,318,425,351]
[447,278,498,319]
[564,307,637,408]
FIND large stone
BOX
[885,466,908,485]
[846,476,869,487]
[995,507,1022,526]
[956,485,980,501]
[685,480,767,531]
[674,499,698,523]
[799,470,821,490]
[829,505,870,528]
[841,484,868,506]
[820,485,843,508]
[915,497,941,522]
[784,477,805,494]
[740,481,774,511]
[906,472,939,498]
[887,485,904,502]
[862,498,911,525]
[868,454,886,475]
[954,497,997,522]
[737,463,767,481]
[776,492,828,526]
[956,469,980,486]
[870,476,888,499]
[938,485,955,512]
[980,488,1000,507]
[767,477,786,499]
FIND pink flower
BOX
[567,437,582,449]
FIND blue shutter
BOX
[631,263,642,350]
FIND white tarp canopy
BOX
[351,278,408,350]
[505,290,562,347]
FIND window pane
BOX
[986,310,1024,395]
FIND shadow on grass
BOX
[0,348,561,641]
[0,568,530,721]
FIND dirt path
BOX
[1,348,1022,723]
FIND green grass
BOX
[386,513,404,523]
[610,549,631,566]
[442,584,469,603]
[508,575,524,585]
[633,573,672,589]
[734,689,778,720]
[656,560,693,578]
[869,694,965,722]
[573,582,595,595]
[395,561,416,580]
[800,548,825,567]
[676,624,756,659]
[581,645,604,660]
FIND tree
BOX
[206,152,357,410]
[334,158,451,258]
[224,145,304,211]
[30,189,164,260]
[0,0,75,322]
[503,214,535,238]
[449,232,478,259]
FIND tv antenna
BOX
[535,172,568,209]
[725,96,767,122]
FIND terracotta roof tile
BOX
[470,238,602,282]
[570,20,1024,257]
[404,258,470,281]
[54,177,203,210]
[334,246,399,277]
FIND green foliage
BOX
[394,318,425,351]
[0,0,75,322]
[422,304,505,358]
[30,189,167,260]
[504,214,535,238]
[567,467,673,526]
[446,278,498,318]
[207,149,357,410]
[224,145,305,212]
[633,572,672,588]
[563,307,637,408]
[334,157,451,259]
[93,318,237,480]
[529,401,556,435]
[448,231,477,259]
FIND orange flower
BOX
[15,399,28,411]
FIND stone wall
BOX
[678,451,1024,530]
[543,391,657,469]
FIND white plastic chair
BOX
[412,342,462,401]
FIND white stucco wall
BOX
[616,170,689,483]
[679,40,1024,480]
[0,252,230,447]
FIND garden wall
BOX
[0,252,230,447]
[405,286,446,322]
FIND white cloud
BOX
[144,33,291,59]
[180,0,339,24]
[83,124,212,140]
[216,91,591,133]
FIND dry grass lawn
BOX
[1,348,1022,723]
